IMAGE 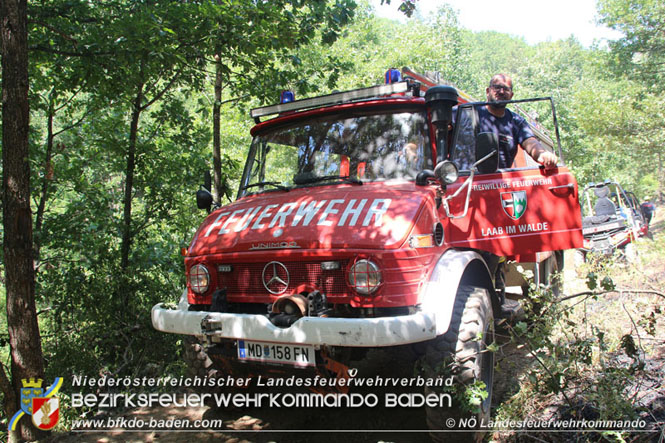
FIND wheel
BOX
[422,285,494,442]
[539,252,563,299]
[183,336,218,379]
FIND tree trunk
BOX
[0,364,18,442]
[212,53,223,205]
[34,97,55,258]
[120,84,144,272]
[1,0,46,440]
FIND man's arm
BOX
[522,137,558,169]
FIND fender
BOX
[419,249,494,336]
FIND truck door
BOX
[443,101,583,256]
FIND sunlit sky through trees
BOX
[372,0,623,47]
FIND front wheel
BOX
[422,285,494,442]
[183,336,218,380]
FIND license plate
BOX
[237,340,315,367]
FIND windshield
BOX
[238,110,430,197]
[450,99,560,172]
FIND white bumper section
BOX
[152,301,437,347]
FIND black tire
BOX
[423,285,494,442]
[539,251,563,299]
[183,336,218,380]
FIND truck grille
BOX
[216,261,349,296]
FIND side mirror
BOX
[476,132,499,174]
[196,186,213,211]
[415,169,435,186]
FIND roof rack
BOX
[250,81,410,120]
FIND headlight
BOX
[189,264,210,294]
[348,259,382,295]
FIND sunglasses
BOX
[490,84,512,92]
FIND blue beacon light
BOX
[385,68,401,84]
[280,90,295,104]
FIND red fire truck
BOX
[152,68,583,435]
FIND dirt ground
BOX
[44,209,665,443]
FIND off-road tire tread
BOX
[423,285,493,442]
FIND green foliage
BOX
[462,380,490,413]
[597,0,665,91]
[13,0,359,392]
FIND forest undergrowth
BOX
[491,209,665,442]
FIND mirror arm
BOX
[443,172,475,219]
[442,150,497,219]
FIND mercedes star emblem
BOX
[262,261,289,294]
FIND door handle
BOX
[548,183,575,196]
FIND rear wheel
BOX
[422,285,494,442]
[540,251,563,298]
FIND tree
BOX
[15,0,360,382]
[596,0,665,198]
[28,0,357,275]
[1,0,46,440]
[597,0,665,91]
[200,1,357,203]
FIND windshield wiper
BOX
[240,181,291,192]
[293,174,363,186]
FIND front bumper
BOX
[151,300,437,348]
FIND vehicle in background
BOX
[577,180,646,263]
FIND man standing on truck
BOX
[481,74,558,169]
[478,74,559,318]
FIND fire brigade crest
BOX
[501,191,527,220]
[9,377,62,431]
[32,396,60,430]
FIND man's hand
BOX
[523,137,558,169]
[536,151,558,169]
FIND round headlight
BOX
[189,264,210,294]
[434,160,459,184]
[348,259,382,295]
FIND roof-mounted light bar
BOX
[250,81,410,119]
